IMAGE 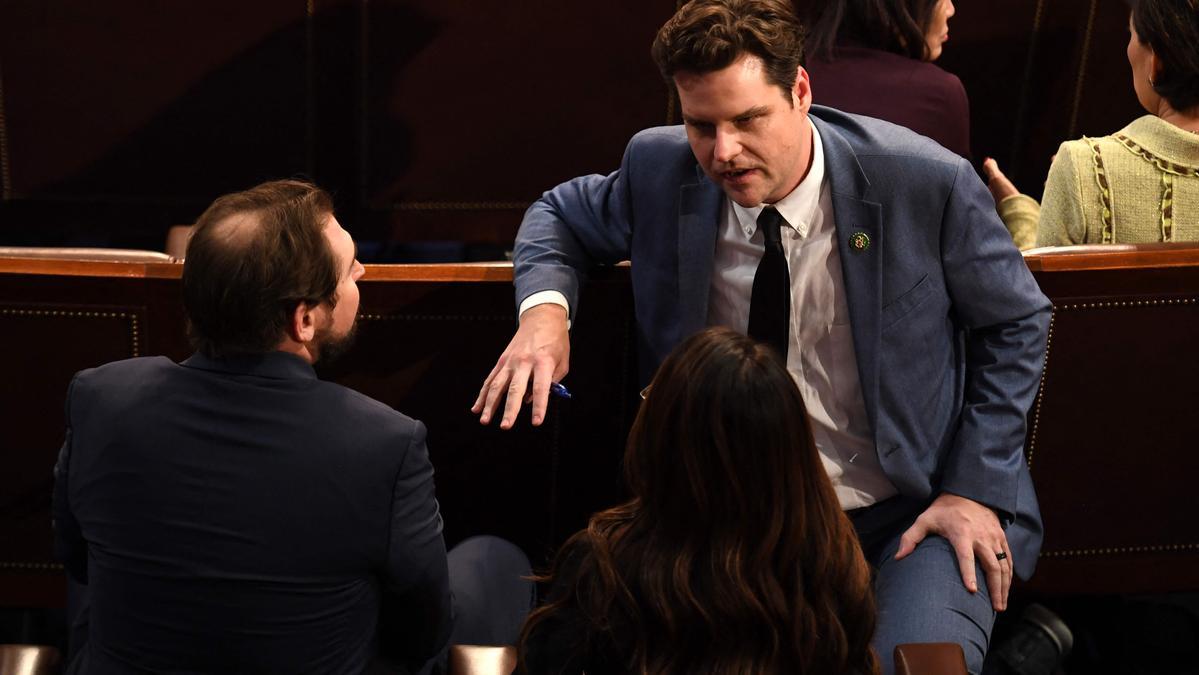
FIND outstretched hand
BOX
[982,158,1020,207]
[895,493,1012,611]
[472,303,570,429]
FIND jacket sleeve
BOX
[53,374,88,584]
[939,156,1052,522]
[1037,142,1090,246]
[377,420,452,672]
[512,136,643,318]
[996,194,1041,251]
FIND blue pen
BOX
[550,382,573,400]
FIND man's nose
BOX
[713,128,741,164]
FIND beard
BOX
[312,319,358,364]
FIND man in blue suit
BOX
[474,1,1050,671]
[55,181,530,674]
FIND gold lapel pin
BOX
[850,231,871,251]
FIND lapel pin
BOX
[850,231,871,251]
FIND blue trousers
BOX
[851,497,996,675]
[407,535,534,675]
[446,535,535,647]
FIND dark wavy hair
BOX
[183,179,339,358]
[651,0,807,103]
[518,328,879,675]
[806,0,941,62]
[1131,0,1199,111]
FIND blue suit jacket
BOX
[53,351,451,674]
[513,106,1051,579]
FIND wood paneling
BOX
[1,1,1146,251]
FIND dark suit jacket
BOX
[53,351,450,674]
[806,45,972,159]
[511,106,1050,579]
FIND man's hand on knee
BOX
[894,493,1012,611]
[472,304,570,429]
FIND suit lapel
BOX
[676,167,723,340]
[812,114,884,433]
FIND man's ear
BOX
[286,301,318,344]
[793,65,812,111]
[1150,49,1163,85]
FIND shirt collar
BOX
[182,350,318,381]
[731,118,825,239]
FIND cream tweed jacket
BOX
[998,115,1199,249]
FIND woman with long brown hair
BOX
[518,327,879,675]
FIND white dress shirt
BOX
[707,121,897,509]
[519,121,897,509]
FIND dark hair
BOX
[806,0,940,62]
[182,179,339,358]
[651,0,807,102]
[518,327,879,675]
[1131,0,1199,111]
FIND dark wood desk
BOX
[4,244,1199,606]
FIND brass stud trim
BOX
[1055,297,1197,311]
[0,307,142,357]
[1025,309,1054,471]
[0,561,64,572]
[390,201,531,211]
[0,62,11,200]
[1042,542,1199,559]
[358,313,512,322]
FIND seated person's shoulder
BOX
[1050,137,1098,172]
[315,379,423,438]
[70,356,176,398]
[915,60,966,94]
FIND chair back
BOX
[448,645,516,675]
[1021,242,1199,594]
[893,643,968,675]
[0,645,61,675]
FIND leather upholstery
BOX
[0,645,61,675]
[894,643,968,675]
[448,645,516,675]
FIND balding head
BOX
[182,180,340,357]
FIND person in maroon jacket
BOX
[804,0,971,158]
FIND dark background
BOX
[0,0,1144,259]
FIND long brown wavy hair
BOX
[805,0,942,62]
[518,327,879,675]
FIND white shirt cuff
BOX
[519,291,571,329]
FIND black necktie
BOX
[747,207,791,358]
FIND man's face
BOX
[313,215,365,361]
[676,55,813,207]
